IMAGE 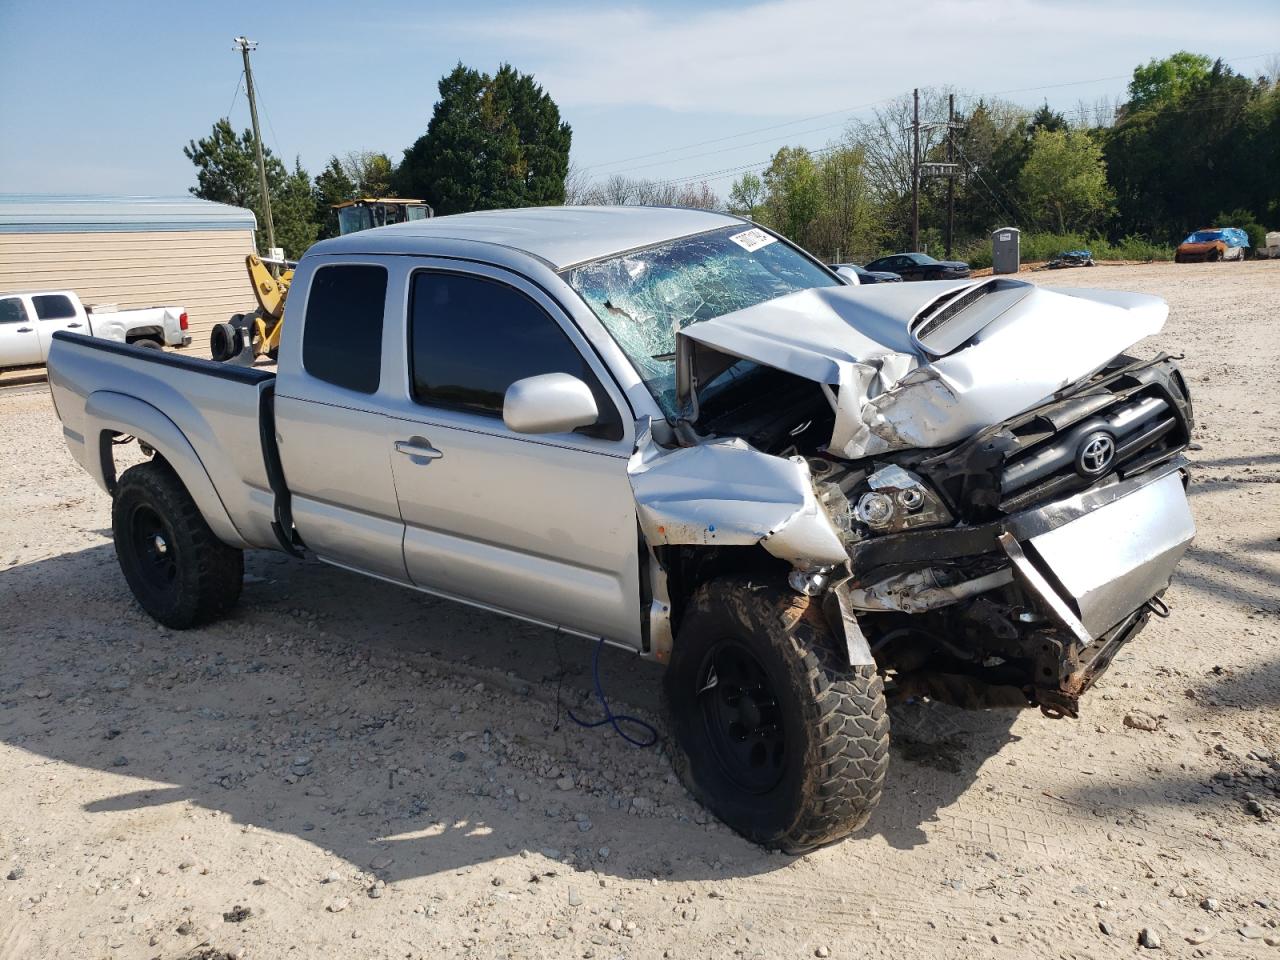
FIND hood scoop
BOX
[910,278,1033,357]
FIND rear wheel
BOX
[112,460,243,628]
[131,338,162,350]
[665,578,890,853]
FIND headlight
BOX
[855,465,952,533]
[855,492,895,528]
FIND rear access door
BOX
[272,259,410,583]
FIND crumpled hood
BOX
[678,278,1168,458]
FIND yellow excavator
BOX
[210,198,432,363]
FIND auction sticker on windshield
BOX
[728,228,777,253]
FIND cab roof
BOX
[308,205,744,270]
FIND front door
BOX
[0,296,40,366]
[386,266,642,646]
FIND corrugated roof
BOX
[0,194,257,234]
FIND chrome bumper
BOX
[1001,468,1194,641]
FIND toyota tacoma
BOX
[45,206,1194,852]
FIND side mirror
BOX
[834,266,862,286]
[503,372,599,434]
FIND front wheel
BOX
[112,460,243,628]
[665,578,890,853]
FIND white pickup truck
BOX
[0,289,188,369]
[45,207,1195,852]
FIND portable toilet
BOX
[992,227,1020,274]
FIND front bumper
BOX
[1006,469,1193,641]
[849,457,1192,578]
[853,459,1194,713]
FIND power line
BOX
[591,50,1279,188]
[226,69,244,121]
[640,80,1271,191]
[579,96,899,173]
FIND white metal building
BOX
[0,195,258,355]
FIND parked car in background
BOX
[831,263,903,284]
[863,252,971,281]
[1175,228,1249,263]
[0,290,188,369]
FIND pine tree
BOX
[394,64,571,215]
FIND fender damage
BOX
[629,277,1178,680]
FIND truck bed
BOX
[46,331,284,551]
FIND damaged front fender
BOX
[627,424,856,664]
[627,427,847,566]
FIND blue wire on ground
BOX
[566,636,659,748]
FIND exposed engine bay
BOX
[630,277,1196,718]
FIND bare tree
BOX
[340,151,395,196]
[849,88,952,206]
[563,160,594,205]
[568,173,720,209]
[1263,53,1280,87]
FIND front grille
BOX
[919,356,1193,523]
[997,388,1183,513]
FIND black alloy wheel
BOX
[128,502,178,594]
[698,639,787,794]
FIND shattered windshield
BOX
[564,225,837,415]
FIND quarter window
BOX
[32,295,76,320]
[409,272,621,440]
[302,264,387,394]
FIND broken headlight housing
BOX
[853,464,952,534]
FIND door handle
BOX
[16,327,32,333]
[67,322,83,328]
[395,438,443,462]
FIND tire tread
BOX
[112,460,242,628]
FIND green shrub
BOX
[956,231,1174,268]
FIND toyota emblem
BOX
[1076,432,1116,476]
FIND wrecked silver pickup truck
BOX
[46,207,1194,852]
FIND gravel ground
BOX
[1,260,1277,960]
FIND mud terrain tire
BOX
[112,460,243,629]
[665,577,890,853]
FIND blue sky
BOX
[2,0,1277,200]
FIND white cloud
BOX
[442,0,1276,115]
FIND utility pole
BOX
[911,88,920,252]
[234,36,275,258]
[946,93,955,259]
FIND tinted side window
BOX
[409,272,621,440]
[33,295,76,320]
[0,298,28,324]
[303,265,387,393]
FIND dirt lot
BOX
[1,261,1277,960]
